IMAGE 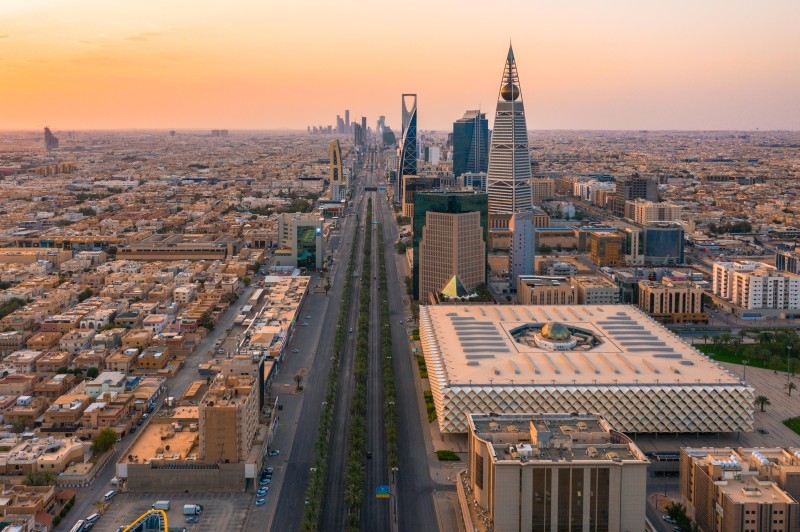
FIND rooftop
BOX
[419,305,741,386]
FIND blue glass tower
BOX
[452,110,489,181]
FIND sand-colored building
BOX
[681,447,799,532]
[419,304,753,434]
[463,412,647,532]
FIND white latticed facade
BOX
[419,305,754,434]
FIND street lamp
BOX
[742,359,749,383]
[788,345,792,381]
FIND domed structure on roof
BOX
[500,82,520,102]
[541,322,571,341]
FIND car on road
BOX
[301,322,309,327]
[269,449,280,457]
[305,315,311,319]
[186,517,199,524]
[255,498,266,506]
[291,348,299,353]
[348,328,353,333]
[663,515,677,524]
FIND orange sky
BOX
[1,0,799,130]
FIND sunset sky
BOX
[1,0,798,131]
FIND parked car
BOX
[269,449,280,457]
[255,498,266,506]
[186,517,199,524]
[257,488,268,497]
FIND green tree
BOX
[78,288,94,302]
[755,395,771,412]
[242,277,251,287]
[86,367,100,379]
[92,428,118,453]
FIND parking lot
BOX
[93,491,251,531]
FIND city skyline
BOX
[1,1,799,131]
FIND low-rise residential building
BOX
[39,394,92,434]
[59,328,96,354]
[25,332,62,351]
[638,277,708,324]
[33,373,77,402]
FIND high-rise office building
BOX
[412,191,488,301]
[44,127,59,151]
[361,116,367,138]
[353,123,363,148]
[399,94,418,177]
[611,173,657,217]
[329,140,347,201]
[344,109,350,132]
[508,211,535,291]
[486,46,532,215]
[452,110,489,180]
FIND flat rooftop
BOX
[420,305,740,386]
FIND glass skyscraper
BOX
[486,45,533,214]
[452,110,488,181]
[412,191,488,300]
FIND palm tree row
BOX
[344,199,374,531]
[302,206,363,531]
[377,227,399,468]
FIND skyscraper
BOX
[329,140,347,201]
[413,191,488,301]
[486,45,532,215]
[508,210,535,291]
[399,94,418,177]
[344,109,350,133]
[452,110,488,180]
[44,127,59,151]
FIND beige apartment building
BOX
[626,198,682,224]
[418,211,485,302]
[638,277,708,324]
[462,412,648,532]
[516,276,575,305]
[681,447,799,532]
[571,275,619,305]
[199,374,259,464]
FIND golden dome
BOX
[541,322,571,341]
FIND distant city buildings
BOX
[43,127,59,151]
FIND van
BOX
[86,513,101,524]
[103,490,117,502]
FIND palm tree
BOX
[755,395,771,412]
[785,382,797,397]
[294,374,303,391]
[701,334,710,345]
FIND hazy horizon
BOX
[2,1,799,131]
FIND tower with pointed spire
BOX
[486,45,532,215]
